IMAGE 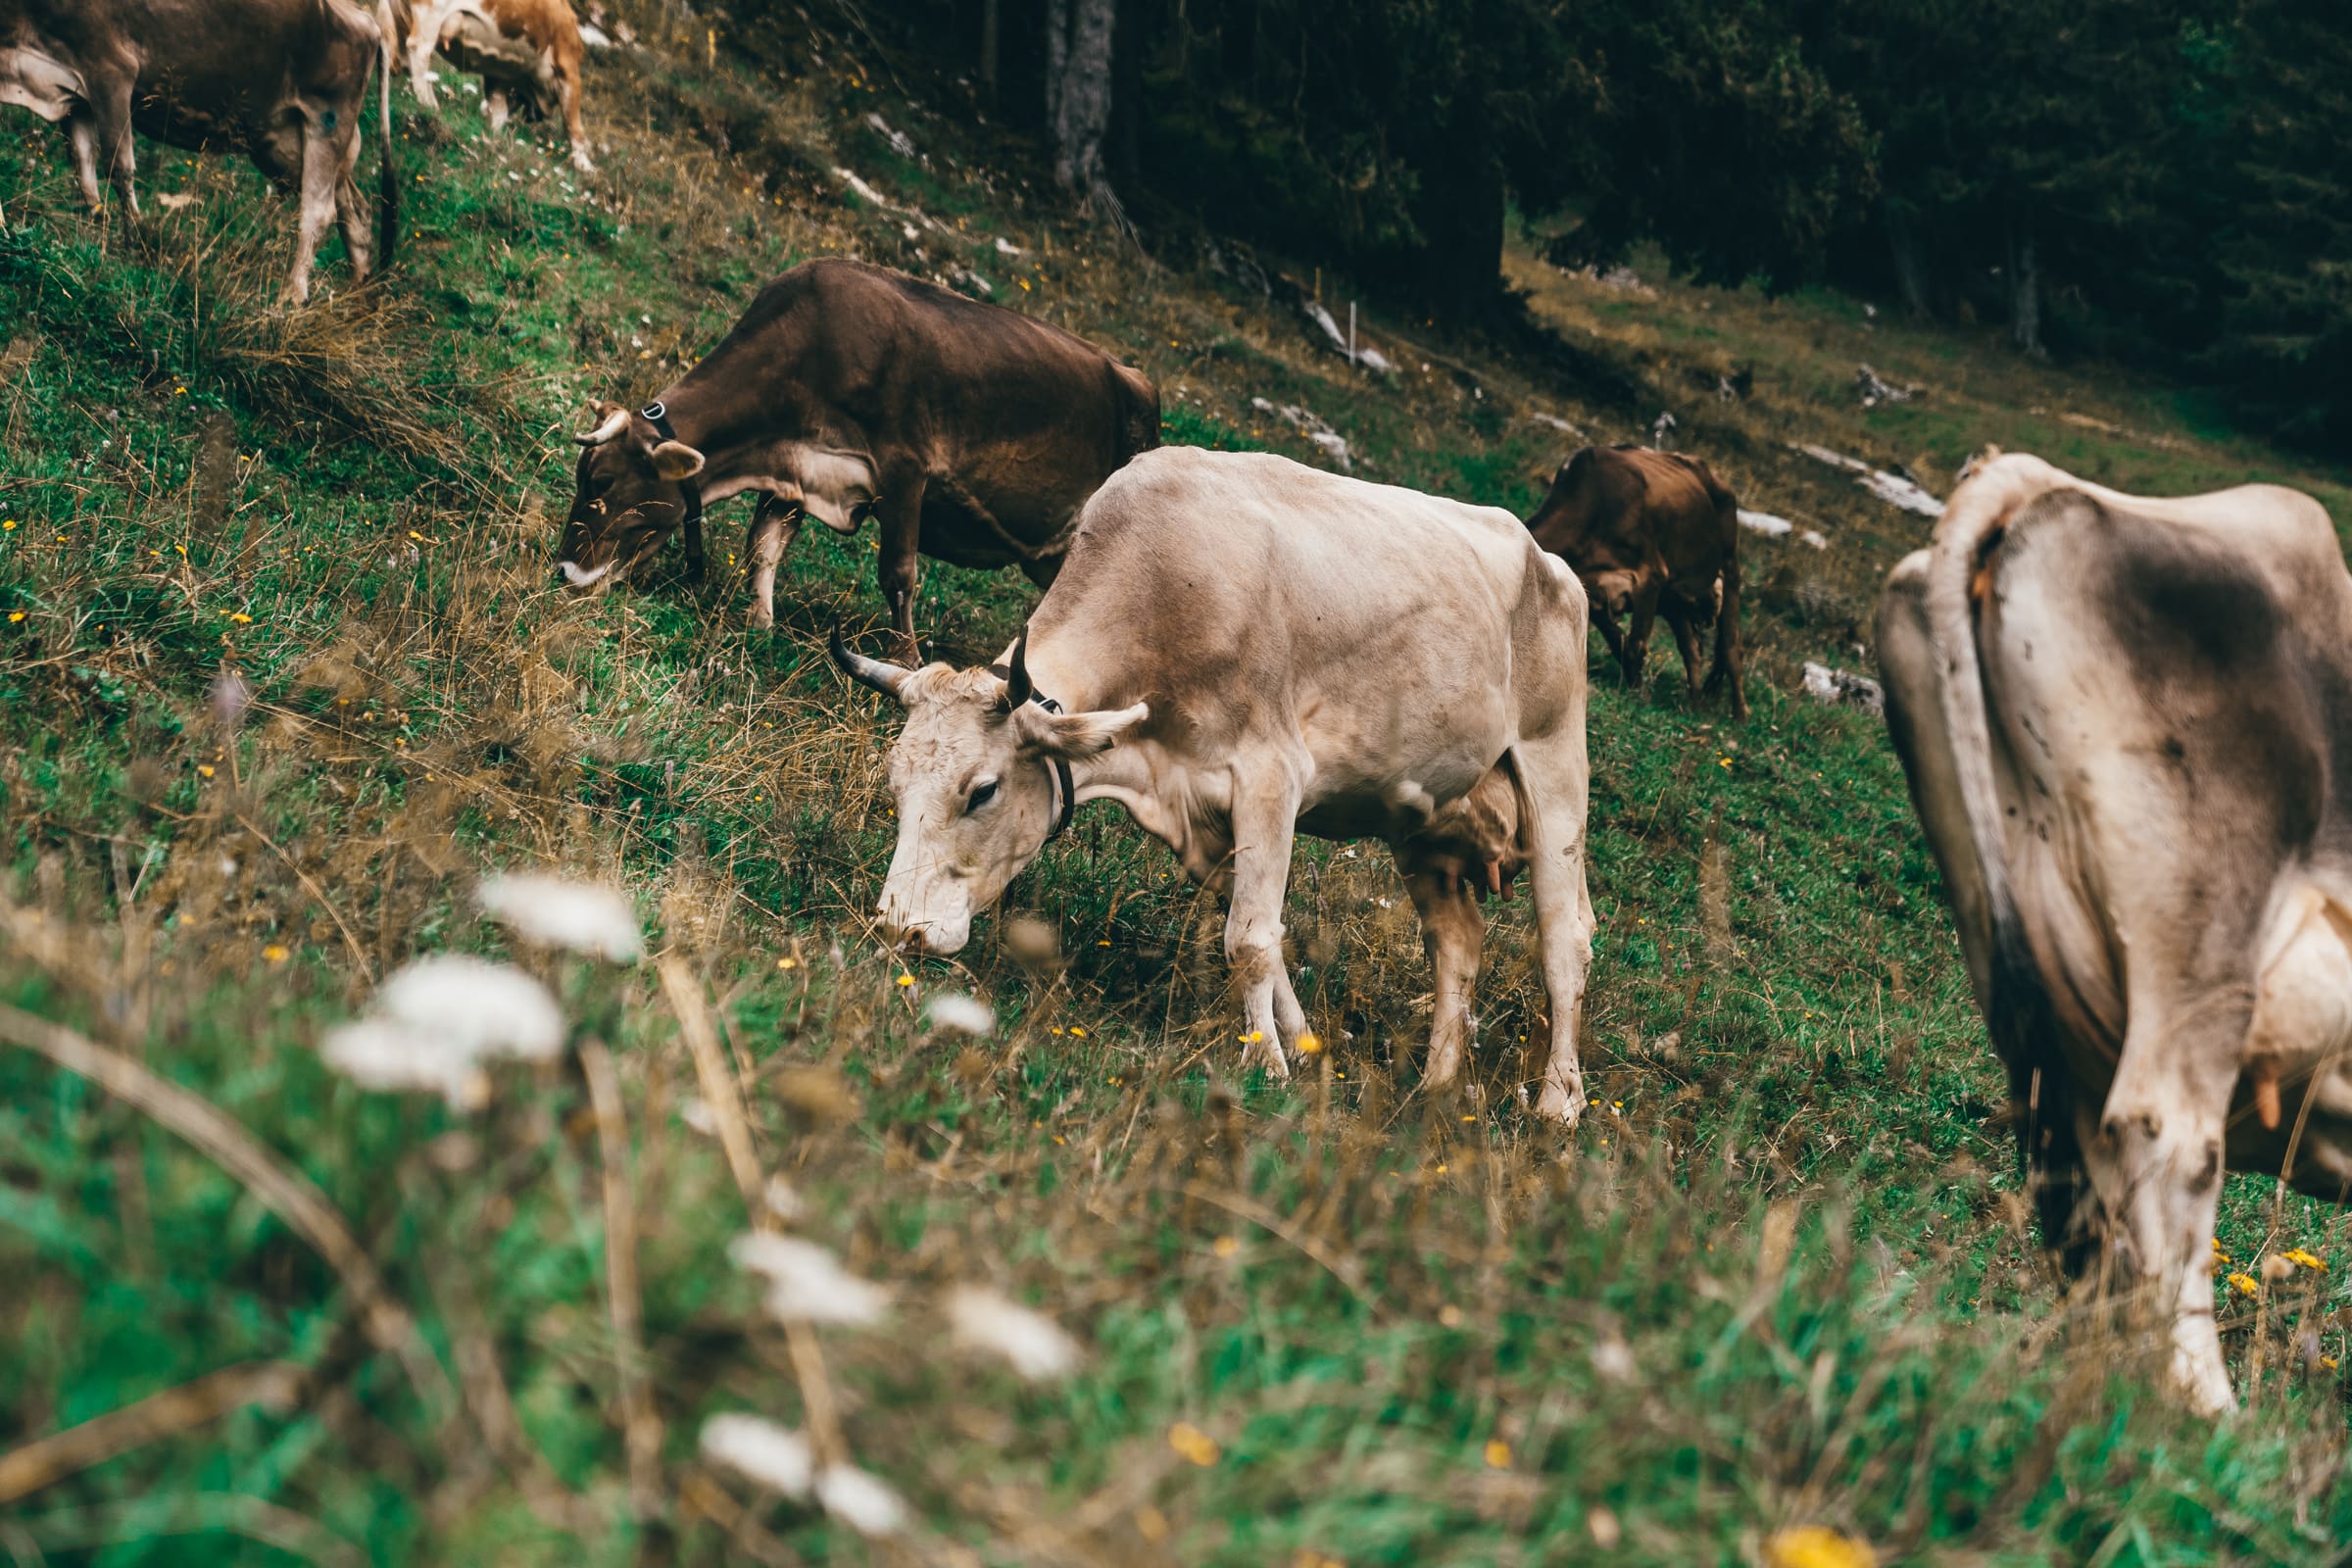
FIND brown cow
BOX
[399,0,591,172]
[562,258,1162,655]
[1525,445,1747,719]
[0,0,398,302]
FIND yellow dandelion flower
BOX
[2285,1248,2327,1271]
[1297,1031,1322,1054]
[1211,1235,1239,1258]
[896,973,914,988]
[1484,1439,1511,1469]
[1,519,14,531]
[6,612,22,623]
[2324,1355,2340,1371]
[197,764,216,778]
[1167,1422,1219,1466]
[1763,1526,1878,1568]
[777,956,797,970]
[229,612,252,624]
[262,945,289,963]
[2228,1272,2259,1296]
[1070,1026,1087,1038]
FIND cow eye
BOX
[965,779,999,813]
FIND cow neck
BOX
[638,387,708,536]
[987,658,1077,845]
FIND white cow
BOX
[1879,449,2352,1411]
[832,445,1598,1119]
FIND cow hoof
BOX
[1535,1081,1585,1125]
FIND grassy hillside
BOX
[4,10,2351,1564]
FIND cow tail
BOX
[375,0,399,268]
[1925,454,2090,1269]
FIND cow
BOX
[0,0,398,303]
[830,445,1599,1121]
[1526,445,1747,719]
[563,258,1161,658]
[397,0,592,172]
[1877,449,2352,1412]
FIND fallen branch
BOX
[0,1361,304,1505]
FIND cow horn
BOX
[830,622,910,700]
[1003,622,1034,709]
[575,405,630,446]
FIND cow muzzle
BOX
[879,873,975,957]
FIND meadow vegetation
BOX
[4,8,2352,1563]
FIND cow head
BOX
[559,401,706,588]
[833,625,1149,955]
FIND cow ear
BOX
[650,440,706,481]
[1015,701,1150,760]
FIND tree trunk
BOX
[1045,0,1119,220]
[980,0,1001,108]
[2008,216,2045,358]
[1413,95,1505,322]
[1886,200,1931,318]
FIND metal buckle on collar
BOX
[640,399,668,423]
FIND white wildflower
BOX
[762,1175,807,1221]
[815,1463,909,1538]
[729,1234,891,1327]
[699,1413,812,1496]
[477,873,643,960]
[319,1018,487,1110]
[921,992,996,1036]
[947,1287,1083,1381]
[376,955,564,1061]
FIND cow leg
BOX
[1504,729,1594,1126]
[2096,1010,2243,1414]
[877,475,926,662]
[1224,768,1305,1079]
[1589,597,1631,673]
[67,115,105,211]
[745,501,802,630]
[331,111,371,281]
[287,112,342,304]
[1707,555,1748,719]
[1662,599,1704,700]
[559,70,595,172]
[1621,587,1659,694]
[485,87,512,133]
[1397,858,1485,1088]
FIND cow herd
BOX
[8,12,2349,1415]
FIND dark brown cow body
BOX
[0,0,396,301]
[1525,445,1746,718]
[562,258,1161,652]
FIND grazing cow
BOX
[1526,445,1747,718]
[0,0,398,302]
[564,258,1161,655]
[1877,449,2352,1412]
[398,0,592,172]
[832,446,1598,1120]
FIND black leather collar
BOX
[640,399,703,535]
[990,665,1077,845]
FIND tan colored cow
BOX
[833,445,1598,1120]
[1878,449,2352,1411]
[401,0,591,172]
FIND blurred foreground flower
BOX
[923,992,997,1036]
[377,955,564,1059]
[729,1233,891,1326]
[477,872,644,960]
[700,1413,812,1495]
[319,956,564,1110]
[1764,1526,1878,1568]
[948,1287,1083,1381]
[815,1463,909,1538]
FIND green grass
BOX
[4,12,2352,1565]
